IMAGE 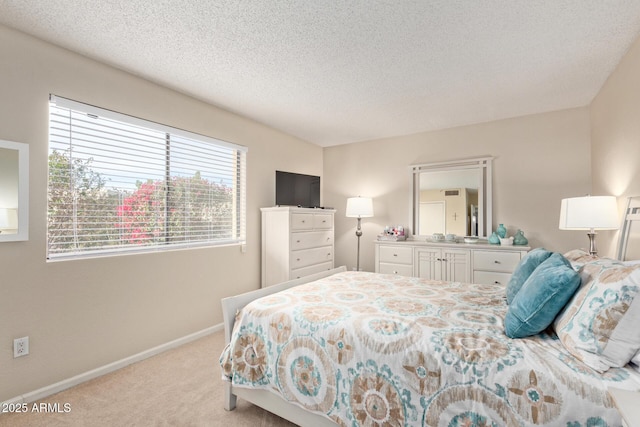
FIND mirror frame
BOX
[410,156,492,239]
[0,139,29,242]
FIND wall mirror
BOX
[411,157,492,238]
[0,139,29,242]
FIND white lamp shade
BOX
[346,197,373,218]
[0,208,18,229]
[559,196,619,230]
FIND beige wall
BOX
[324,108,592,272]
[0,25,323,401]
[591,35,640,258]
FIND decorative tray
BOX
[377,234,407,241]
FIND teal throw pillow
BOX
[506,247,553,304]
[504,252,580,338]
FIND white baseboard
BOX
[3,323,223,406]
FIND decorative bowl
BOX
[463,236,479,244]
[499,237,514,246]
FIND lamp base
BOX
[587,231,598,256]
[355,217,362,271]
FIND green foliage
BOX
[48,150,119,253]
[48,150,234,254]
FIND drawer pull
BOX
[296,258,301,261]
[296,240,301,243]
[494,260,501,264]
[301,220,306,223]
[393,270,398,274]
[494,281,501,285]
[393,253,398,257]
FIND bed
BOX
[220,205,640,426]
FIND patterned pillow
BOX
[623,260,640,369]
[505,247,553,304]
[553,257,640,372]
[563,249,599,270]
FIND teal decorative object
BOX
[506,247,552,304]
[497,223,507,238]
[504,253,580,338]
[488,232,500,244]
[514,229,528,246]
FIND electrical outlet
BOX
[13,336,29,358]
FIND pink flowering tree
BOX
[116,172,233,245]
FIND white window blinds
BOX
[47,95,247,259]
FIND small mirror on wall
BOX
[0,139,29,242]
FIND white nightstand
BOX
[609,387,640,427]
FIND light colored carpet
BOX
[0,330,296,427]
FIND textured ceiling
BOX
[2,1,640,147]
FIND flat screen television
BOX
[275,170,321,208]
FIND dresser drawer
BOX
[291,246,333,269]
[291,261,334,280]
[313,213,333,230]
[473,250,521,273]
[378,245,413,264]
[379,262,413,277]
[291,213,314,230]
[291,231,333,250]
[474,271,512,287]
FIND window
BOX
[47,95,247,260]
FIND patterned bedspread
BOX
[220,271,640,426]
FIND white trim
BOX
[2,324,222,406]
[410,156,494,171]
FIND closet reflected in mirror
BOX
[0,139,29,242]
[411,157,492,238]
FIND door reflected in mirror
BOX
[411,157,492,238]
[0,140,29,242]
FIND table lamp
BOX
[559,195,618,256]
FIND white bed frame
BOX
[221,266,347,426]
[617,196,640,261]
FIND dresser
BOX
[261,207,335,287]
[374,240,530,286]
[415,247,471,282]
